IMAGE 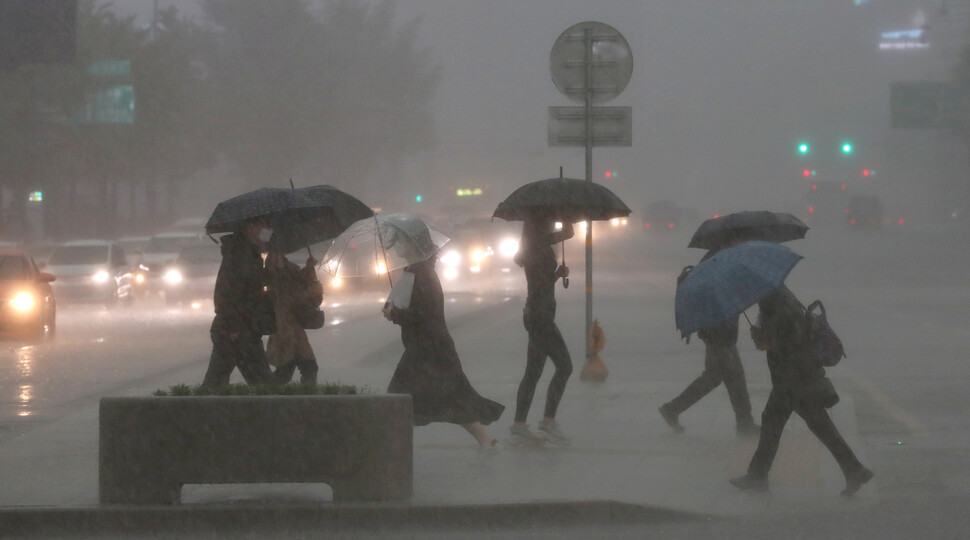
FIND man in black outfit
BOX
[730,285,873,496]
[660,249,759,436]
[201,216,277,387]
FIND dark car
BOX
[641,201,698,232]
[805,181,850,225]
[161,242,223,307]
[847,195,884,229]
[0,250,56,338]
[44,240,134,307]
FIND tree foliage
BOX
[199,0,440,198]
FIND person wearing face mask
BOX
[201,215,277,387]
[381,226,505,454]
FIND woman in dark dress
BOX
[382,227,504,449]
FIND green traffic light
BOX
[841,142,853,154]
[415,195,423,202]
[797,143,809,154]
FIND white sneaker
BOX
[536,421,571,446]
[506,424,545,447]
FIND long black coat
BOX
[212,233,273,336]
[386,257,504,426]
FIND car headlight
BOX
[163,268,183,284]
[92,270,110,283]
[469,248,486,264]
[10,292,34,312]
[331,276,343,288]
[374,261,388,275]
[442,266,459,280]
[440,250,461,268]
[135,273,146,283]
[498,238,519,259]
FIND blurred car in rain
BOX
[43,239,134,306]
[640,201,698,233]
[115,236,151,295]
[805,181,850,225]
[847,195,884,229]
[160,242,222,307]
[437,218,521,288]
[138,231,207,296]
[0,250,56,338]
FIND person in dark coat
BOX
[508,216,574,447]
[382,228,504,450]
[659,249,759,437]
[266,251,323,385]
[201,216,277,387]
[730,285,874,496]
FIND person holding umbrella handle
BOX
[508,216,575,447]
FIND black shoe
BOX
[730,475,769,492]
[736,421,761,438]
[659,404,684,434]
[841,467,874,496]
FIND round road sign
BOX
[550,21,633,105]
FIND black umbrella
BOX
[688,211,809,250]
[205,187,317,235]
[266,185,374,254]
[492,177,632,223]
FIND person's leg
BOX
[273,360,297,385]
[514,328,547,424]
[201,326,235,388]
[235,332,277,385]
[665,344,722,415]
[540,321,572,421]
[745,389,792,481]
[462,422,498,448]
[296,355,319,385]
[716,345,756,428]
[795,401,872,494]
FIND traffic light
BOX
[604,170,617,179]
[840,142,854,155]
[415,195,423,202]
[797,142,810,155]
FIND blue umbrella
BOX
[675,241,803,336]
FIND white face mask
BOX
[258,228,273,243]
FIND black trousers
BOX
[666,343,754,424]
[514,315,573,423]
[747,387,863,481]
[273,356,319,385]
[201,323,275,387]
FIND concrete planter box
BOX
[99,395,412,505]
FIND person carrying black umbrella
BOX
[508,215,574,446]
[659,245,760,437]
[201,216,277,387]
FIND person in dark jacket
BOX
[266,250,323,384]
[508,216,574,447]
[201,216,277,387]
[659,250,759,437]
[730,285,874,496]
[382,228,504,450]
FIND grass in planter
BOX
[152,381,369,397]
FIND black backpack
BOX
[804,300,845,367]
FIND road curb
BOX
[0,500,714,537]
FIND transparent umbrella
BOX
[321,213,450,286]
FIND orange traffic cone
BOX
[580,319,609,382]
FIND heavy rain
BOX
[1,1,969,538]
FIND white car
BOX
[138,231,207,292]
[44,239,135,306]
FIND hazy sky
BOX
[113,0,958,218]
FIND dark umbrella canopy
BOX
[266,185,374,254]
[688,211,808,250]
[493,177,631,223]
[206,187,316,234]
[675,241,803,336]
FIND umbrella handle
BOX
[741,311,753,326]
[560,240,569,288]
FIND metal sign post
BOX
[549,21,632,359]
